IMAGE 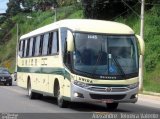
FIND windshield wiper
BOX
[111,55,126,78]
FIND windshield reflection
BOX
[73,33,138,77]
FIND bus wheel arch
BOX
[54,78,68,108]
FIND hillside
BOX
[0,5,159,92]
[0,5,83,72]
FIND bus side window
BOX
[61,28,67,54]
[32,37,36,56]
[22,40,25,57]
[23,40,28,57]
[29,38,34,57]
[42,33,49,56]
[48,32,53,55]
[35,36,41,56]
[51,31,59,54]
[26,38,30,57]
[39,35,44,56]
[19,40,23,57]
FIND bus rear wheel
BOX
[57,84,68,108]
[106,103,119,110]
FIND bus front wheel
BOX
[106,103,119,110]
[28,80,37,99]
[57,84,68,108]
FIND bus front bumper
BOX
[71,83,138,103]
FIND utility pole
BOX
[139,0,145,91]
[15,23,19,73]
[54,8,57,22]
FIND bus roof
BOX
[20,19,135,40]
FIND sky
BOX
[0,0,9,13]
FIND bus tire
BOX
[56,83,68,108]
[106,103,119,110]
[27,80,37,99]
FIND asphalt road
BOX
[0,83,160,119]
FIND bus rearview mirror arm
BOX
[67,31,74,52]
[136,35,145,55]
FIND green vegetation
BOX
[116,6,160,92]
[0,2,160,93]
[0,5,83,72]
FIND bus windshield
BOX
[73,33,138,77]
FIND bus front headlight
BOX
[73,80,89,88]
[128,82,139,89]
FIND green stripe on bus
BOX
[17,66,71,80]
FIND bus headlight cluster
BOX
[73,80,89,88]
[128,82,139,89]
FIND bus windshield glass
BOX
[73,33,138,77]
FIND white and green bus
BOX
[17,19,145,109]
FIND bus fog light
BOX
[74,92,84,98]
[135,94,138,98]
[74,93,79,97]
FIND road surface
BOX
[0,83,160,119]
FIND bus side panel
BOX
[63,76,71,98]
[17,72,24,88]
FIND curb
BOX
[140,91,160,97]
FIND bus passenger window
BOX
[19,41,23,57]
[26,38,30,57]
[22,40,25,57]
[39,35,44,56]
[29,38,33,57]
[48,32,53,55]
[51,31,59,54]
[35,36,41,56]
[32,37,36,56]
[42,33,49,56]
[24,40,28,57]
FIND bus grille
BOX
[87,87,128,92]
[90,94,126,100]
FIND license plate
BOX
[1,79,6,81]
[101,99,114,103]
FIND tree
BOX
[81,0,138,20]
[34,0,57,11]
[6,0,22,16]
[57,0,75,7]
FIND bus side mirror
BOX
[136,35,145,55]
[67,30,74,52]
